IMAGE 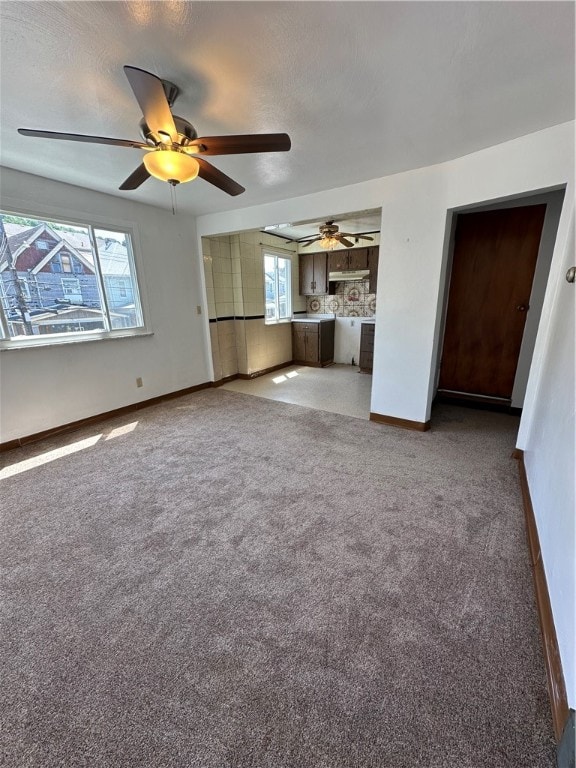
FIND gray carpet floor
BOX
[0,390,555,767]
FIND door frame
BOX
[430,187,566,413]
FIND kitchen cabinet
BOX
[299,251,328,295]
[328,248,369,272]
[292,319,335,367]
[368,246,379,293]
[359,322,375,373]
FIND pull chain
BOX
[169,181,178,215]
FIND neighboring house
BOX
[0,221,137,333]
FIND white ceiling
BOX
[0,2,573,217]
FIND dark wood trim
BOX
[0,381,213,453]
[434,392,522,416]
[211,374,239,387]
[514,449,569,743]
[237,361,294,380]
[212,362,295,386]
[369,412,431,431]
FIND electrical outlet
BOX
[196,305,202,315]
[136,377,143,388]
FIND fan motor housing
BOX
[139,116,198,147]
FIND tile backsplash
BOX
[306,280,376,317]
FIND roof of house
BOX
[1,221,130,276]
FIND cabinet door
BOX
[359,349,373,371]
[299,253,315,295]
[368,247,379,293]
[348,248,368,270]
[359,324,374,371]
[292,325,306,360]
[304,328,320,363]
[312,252,328,294]
[329,251,348,272]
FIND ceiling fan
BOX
[299,221,375,249]
[18,65,291,196]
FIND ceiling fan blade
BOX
[338,237,355,248]
[119,163,151,190]
[123,65,177,142]
[189,133,291,156]
[339,232,376,243]
[196,158,245,196]
[18,128,147,148]
[300,239,319,247]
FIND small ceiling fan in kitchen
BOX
[18,65,291,196]
[298,221,375,250]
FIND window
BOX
[36,239,48,250]
[0,212,145,345]
[61,277,82,302]
[18,279,30,299]
[264,252,291,323]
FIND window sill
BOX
[0,330,153,351]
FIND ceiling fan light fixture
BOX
[143,148,199,184]
[319,236,340,250]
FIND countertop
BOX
[291,315,335,323]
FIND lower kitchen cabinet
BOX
[292,320,335,367]
[359,322,375,373]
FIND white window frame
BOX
[263,249,292,324]
[0,208,148,349]
[18,279,31,299]
[61,277,82,300]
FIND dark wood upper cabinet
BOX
[328,248,368,272]
[368,247,379,293]
[299,252,315,295]
[348,248,369,270]
[300,246,379,295]
[313,252,328,294]
[328,251,347,272]
[299,251,328,295]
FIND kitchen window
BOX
[264,251,291,323]
[0,211,145,346]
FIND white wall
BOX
[334,318,363,365]
[196,121,575,704]
[0,168,210,443]
[517,210,575,708]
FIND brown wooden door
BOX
[439,205,546,400]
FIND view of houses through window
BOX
[264,252,291,323]
[0,213,143,341]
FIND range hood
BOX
[328,269,370,282]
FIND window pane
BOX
[264,254,278,321]
[94,229,142,330]
[0,213,105,338]
[277,257,290,320]
[263,252,291,324]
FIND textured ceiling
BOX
[0,1,574,216]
